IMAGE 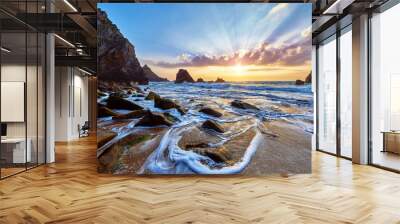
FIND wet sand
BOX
[243,120,311,175]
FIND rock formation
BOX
[145,91,160,100]
[142,64,168,82]
[305,72,312,84]
[199,107,222,118]
[135,111,173,127]
[215,77,225,83]
[98,9,148,85]
[295,80,305,85]
[154,97,185,115]
[202,120,225,133]
[197,78,204,82]
[106,96,143,110]
[231,100,259,110]
[175,69,195,83]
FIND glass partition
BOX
[0,1,46,179]
[317,35,337,154]
[370,3,400,171]
[1,31,28,177]
[339,27,352,158]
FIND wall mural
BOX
[97,3,313,175]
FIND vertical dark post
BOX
[0,19,2,179]
[367,10,373,164]
[25,0,28,170]
[315,44,320,150]
[336,26,341,157]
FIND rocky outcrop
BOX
[154,97,185,115]
[98,105,119,118]
[202,120,224,133]
[296,72,312,85]
[175,69,195,83]
[106,96,143,110]
[305,72,312,84]
[199,107,222,118]
[112,110,147,120]
[195,147,231,164]
[135,111,173,127]
[97,130,117,148]
[197,78,204,82]
[98,9,148,85]
[145,91,160,100]
[231,100,259,110]
[143,64,168,82]
[215,77,225,83]
[295,80,305,85]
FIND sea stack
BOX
[142,64,168,82]
[295,80,305,85]
[215,77,225,83]
[175,69,195,83]
[305,72,311,84]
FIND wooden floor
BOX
[1,136,400,224]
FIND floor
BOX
[0,136,400,223]
[372,150,400,171]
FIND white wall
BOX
[54,67,89,141]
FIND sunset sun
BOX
[233,64,245,75]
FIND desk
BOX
[1,138,31,163]
[382,131,400,155]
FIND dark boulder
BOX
[97,130,117,148]
[110,92,129,98]
[163,112,180,123]
[145,91,160,100]
[135,111,173,127]
[175,69,195,83]
[112,109,147,120]
[98,105,119,118]
[231,100,259,110]
[106,96,143,110]
[193,147,231,163]
[197,78,204,82]
[199,107,222,118]
[154,97,185,115]
[203,147,231,163]
[185,142,209,149]
[202,120,224,133]
[295,80,305,85]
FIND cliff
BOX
[97,10,148,85]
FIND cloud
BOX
[301,25,312,38]
[269,3,289,15]
[149,39,311,68]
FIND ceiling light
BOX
[54,34,75,48]
[78,67,93,76]
[63,0,78,12]
[323,0,355,15]
[1,47,11,53]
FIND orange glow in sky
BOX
[149,63,311,82]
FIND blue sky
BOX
[98,3,312,81]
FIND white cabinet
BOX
[1,138,31,163]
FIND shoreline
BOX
[97,81,312,175]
